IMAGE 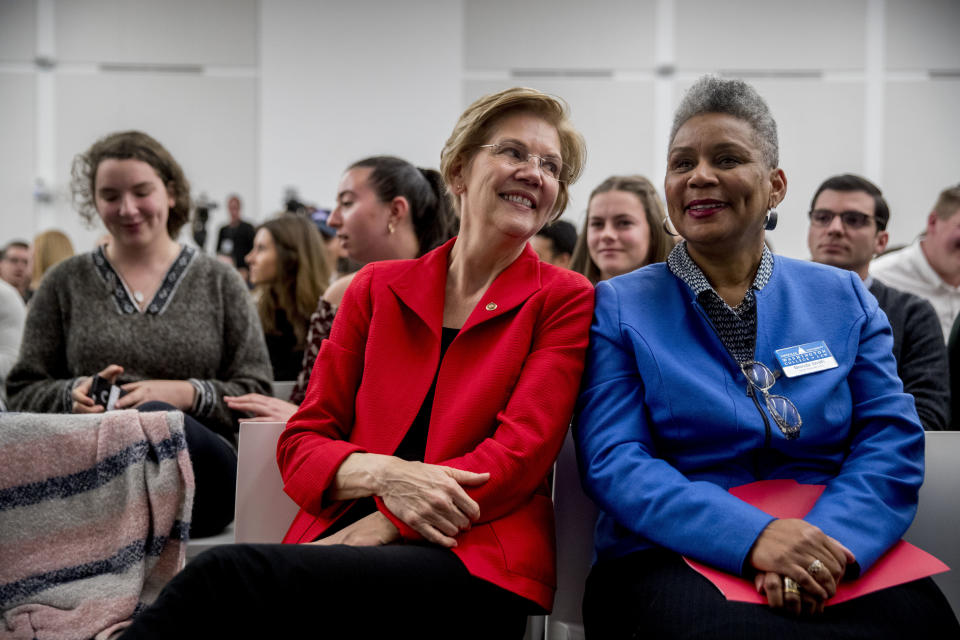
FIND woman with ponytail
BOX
[226,155,458,420]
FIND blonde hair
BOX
[933,186,960,220]
[570,175,674,285]
[440,87,586,222]
[253,215,331,348]
[31,229,75,288]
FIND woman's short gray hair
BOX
[669,75,779,169]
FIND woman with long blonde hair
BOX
[30,229,74,290]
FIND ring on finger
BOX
[783,577,800,595]
[808,559,825,577]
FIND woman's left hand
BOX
[748,518,855,601]
[308,511,399,547]
[115,380,196,411]
[755,571,825,615]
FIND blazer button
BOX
[485,302,497,311]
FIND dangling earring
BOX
[662,217,679,237]
[764,209,778,231]
[388,222,395,235]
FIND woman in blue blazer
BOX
[575,75,959,638]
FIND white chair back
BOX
[233,420,300,544]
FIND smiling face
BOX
[587,190,652,280]
[808,189,887,279]
[665,113,786,258]
[327,166,394,265]
[94,158,175,250]
[455,112,561,244]
[245,228,279,285]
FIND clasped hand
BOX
[377,457,490,548]
[333,453,490,549]
[749,518,855,616]
[71,364,195,413]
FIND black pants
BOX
[138,402,236,537]
[584,548,960,639]
[121,543,532,639]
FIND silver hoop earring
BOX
[764,209,778,231]
[662,217,679,237]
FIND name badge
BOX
[774,341,838,378]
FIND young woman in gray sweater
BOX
[6,131,272,536]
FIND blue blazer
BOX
[575,256,924,576]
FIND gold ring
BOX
[808,559,825,577]
[783,577,800,595]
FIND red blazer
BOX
[277,238,593,610]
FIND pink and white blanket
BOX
[0,410,194,640]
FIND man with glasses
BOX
[0,240,32,303]
[871,185,960,342]
[807,174,948,430]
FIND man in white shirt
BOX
[871,185,960,341]
[0,277,26,409]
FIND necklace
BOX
[133,291,145,304]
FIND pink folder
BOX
[683,479,950,605]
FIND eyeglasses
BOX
[479,142,565,182]
[741,361,802,440]
[809,209,875,229]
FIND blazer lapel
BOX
[461,243,542,333]
[385,238,454,337]
[385,239,543,334]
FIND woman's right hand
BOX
[224,393,299,423]
[747,518,855,601]
[333,453,490,548]
[71,364,124,413]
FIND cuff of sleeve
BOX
[187,378,216,417]
[374,496,422,541]
[64,378,83,411]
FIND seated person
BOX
[569,174,674,284]
[245,214,330,381]
[576,76,959,639]
[120,86,593,639]
[224,154,459,419]
[6,130,272,536]
[531,219,577,268]
[807,173,948,430]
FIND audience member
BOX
[216,194,256,279]
[225,155,458,421]
[0,277,26,401]
[0,240,32,303]
[871,185,960,341]
[30,229,75,292]
[531,219,577,268]
[246,214,330,381]
[807,174,948,430]
[6,130,272,536]
[569,174,673,284]
[121,87,593,639]
[576,75,958,639]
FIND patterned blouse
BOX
[289,298,338,405]
[666,241,774,365]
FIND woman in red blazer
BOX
[121,87,593,639]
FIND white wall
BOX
[1,0,958,260]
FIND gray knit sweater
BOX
[6,246,272,439]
